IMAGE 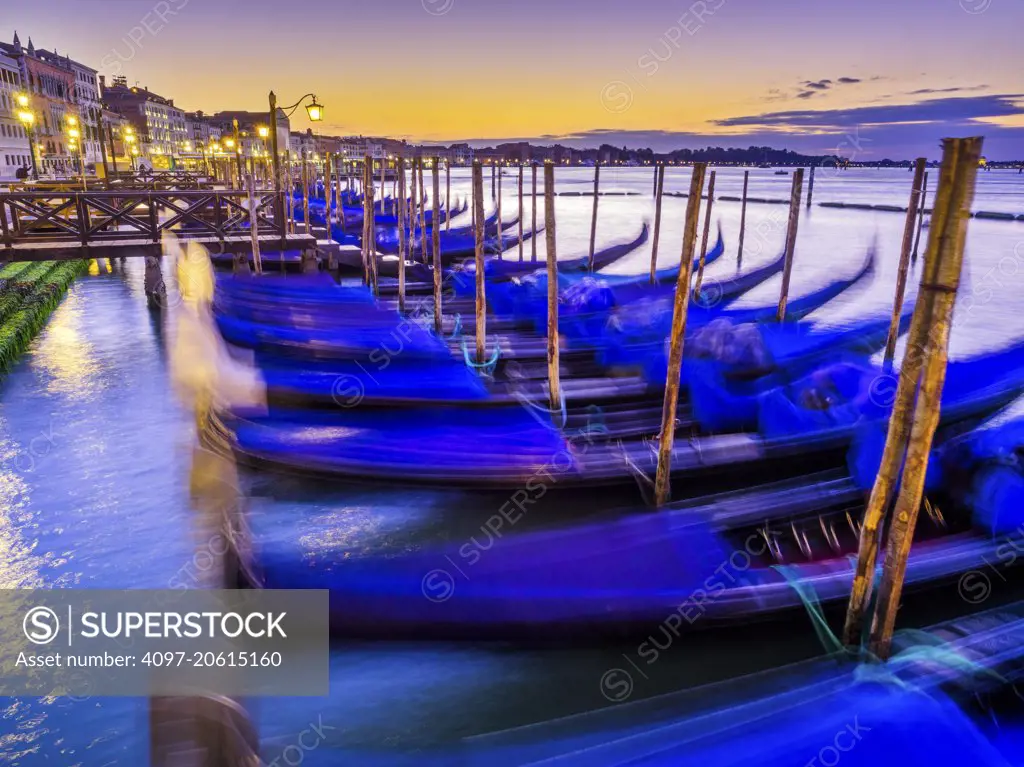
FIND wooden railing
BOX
[3,171,215,193]
[0,190,290,249]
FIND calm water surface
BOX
[1,168,1023,764]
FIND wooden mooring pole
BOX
[246,173,263,275]
[806,165,816,209]
[362,156,373,287]
[588,163,600,271]
[379,156,386,215]
[418,159,428,263]
[496,163,503,260]
[518,164,524,261]
[544,161,561,413]
[649,163,665,284]
[776,168,805,321]
[323,151,333,225]
[693,169,716,294]
[737,170,749,268]
[446,160,452,232]
[301,150,311,237]
[868,138,982,659]
[883,157,928,367]
[432,157,442,334]
[531,163,538,261]
[397,155,407,313]
[843,138,983,655]
[410,157,419,260]
[472,161,487,364]
[653,163,707,507]
[912,171,929,263]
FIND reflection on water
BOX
[31,292,102,400]
[0,169,1021,764]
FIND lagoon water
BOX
[1,168,1022,764]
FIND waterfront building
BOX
[0,33,79,177]
[101,76,188,170]
[0,50,30,181]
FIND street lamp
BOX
[67,117,86,190]
[15,93,38,180]
[123,129,138,172]
[267,91,325,192]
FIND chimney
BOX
[99,74,106,96]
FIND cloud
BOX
[907,85,988,95]
[796,91,818,99]
[715,93,1024,130]
[838,77,861,84]
[803,79,833,90]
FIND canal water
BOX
[1,168,1023,765]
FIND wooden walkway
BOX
[0,189,317,261]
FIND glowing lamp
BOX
[305,98,323,122]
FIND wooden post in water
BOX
[653,163,708,508]
[432,157,443,334]
[361,156,373,286]
[496,162,503,260]
[588,163,601,271]
[842,138,983,652]
[544,161,561,413]
[397,155,407,313]
[232,119,243,188]
[883,157,928,366]
[865,138,982,660]
[776,168,805,321]
[418,159,428,263]
[323,151,333,229]
[491,163,496,199]
[301,150,311,237]
[531,163,538,261]
[409,157,419,260]
[246,173,263,275]
[737,170,749,268]
[649,163,665,284]
[380,156,386,215]
[368,162,378,294]
[693,170,716,294]
[446,160,452,232]
[518,164,524,261]
[806,165,816,209]
[912,171,929,263]
[472,161,487,364]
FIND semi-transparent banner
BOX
[2,590,329,697]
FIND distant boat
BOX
[774,170,789,176]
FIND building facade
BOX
[102,77,188,169]
[0,51,30,181]
[0,35,80,177]
[63,55,102,167]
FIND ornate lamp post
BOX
[267,92,323,192]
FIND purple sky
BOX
[9,0,1024,158]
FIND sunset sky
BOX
[11,0,1024,158]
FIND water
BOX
[1,168,1023,765]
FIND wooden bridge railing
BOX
[0,190,291,251]
[4,172,215,193]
